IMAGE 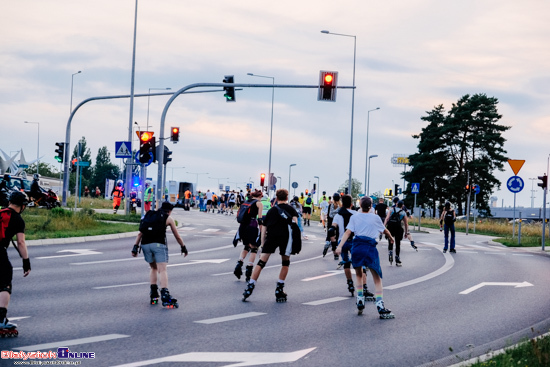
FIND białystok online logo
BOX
[57,347,95,359]
[1,347,95,360]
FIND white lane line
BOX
[211,255,323,276]
[459,251,479,253]
[422,242,441,247]
[470,244,499,251]
[15,334,130,351]
[71,245,234,266]
[303,297,349,306]
[486,252,507,255]
[386,249,455,290]
[203,228,220,232]
[9,316,30,321]
[93,282,149,289]
[302,271,344,282]
[195,312,266,324]
[513,254,534,257]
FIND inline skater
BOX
[323,193,341,259]
[227,190,236,215]
[0,174,12,208]
[0,191,31,337]
[336,197,395,318]
[132,201,187,308]
[111,180,125,214]
[384,200,409,266]
[233,190,263,282]
[242,189,299,302]
[440,201,456,253]
[302,193,313,226]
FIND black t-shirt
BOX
[264,203,299,241]
[375,203,388,218]
[1,208,25,250]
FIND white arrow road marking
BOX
[168,259,229,267]
[302,270,344,282]
[111,348,316,367]
[15,334,129,351]
[195,312,266,324]
[37,249,103,259]
[459,281,534,295]
[9,316,30,321]
[303,297,349,306]
[386,249,455,290]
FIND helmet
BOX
[33,173,40,181]
[397,200,404,207]
[9,191,29,206]
[393,196,399,203]
[3,174,10,181]
[117,180,123,186]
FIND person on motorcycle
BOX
[0,174,12,208]
[111,180,125,214]
[30,174,46,207]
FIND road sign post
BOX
[411,183,419,230]
[507,176,524,239]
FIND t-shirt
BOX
[1,208,25,250]
[206,191,213,200]
[333,208,356,242]
[375,203,388,218]
[346,212,386,239]
[264,203,299,242]
[320,200,329,214]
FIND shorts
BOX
[207,200,212,205]
[239,224,259,247]
[262,235,290,255]
[228,202,235,208]
[302,207,312,214]
[0,253,13,294]
[321,212,327,220]
[141,243,169,264]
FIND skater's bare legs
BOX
[278,255,290,281]
[0,292,9,309]
[369,268,383,298]
[149,262,168,289]
[354,267,364,290]
[251,253,271,281]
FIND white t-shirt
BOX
[346,212,386,239]
[320,200,329,214]
[333,208,357,242]
[206,191,213,200]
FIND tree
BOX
[90,146,120,196]
[404,94,510,216]
[69,137,92,195]
[24,162,60,178]
[338,178,362,199]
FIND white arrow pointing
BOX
[112,348,316,367]
[167,259,229,267]
[37,249,103,259]
[459,281,533,295]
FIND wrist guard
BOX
[132,244,140,255]
[181,245,188,255]
[23,258,31,272]
[257,218,264,226]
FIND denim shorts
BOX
[141,243,169,264]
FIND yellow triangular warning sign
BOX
[507,159,525,175]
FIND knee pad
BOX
[327,226,336,238]
[0,284,12,294]
[344,262,351,269]
[282,259,290,267]
[331,241,338,251]
[250,247,258,254]
[257,260,267,269]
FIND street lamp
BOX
[187,172,209,194]
[24,121,39,174]
[289,164,296,192]
[70,71,82,114]
[321,30,356,196]
[364,107,380,195]
[529,178,537,208]
[147,87,171,131]
[367,154,378,197]
[247,73,275,194]
[314,175,320,203]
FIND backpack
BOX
[444,210,455,225]
[139,210,168,237]
[230,193,235,200]
[0,208,12,244]
[237,200,257,224]
[306,197,312,205]
[387,209,403,232]
[274,205,302,255]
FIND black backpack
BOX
[273,205,302,255]
[386,209,403,232]
[237,200,257,224]
[139,210,168,236]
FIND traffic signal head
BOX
[394,184,400,196]
[223,75,236,102]
[305,189,309,195]
[139,131,154,143]
[538,175,548,189]
[163,145,172,165]
[71,158,77,173]
[260,173,266,187]
[318,70,338,102]
[139,133,155,164]
[55,142,65,163]
[170,127,180,143]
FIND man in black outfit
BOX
[242,189,299,302]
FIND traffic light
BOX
[305,189,309,195]
[260,173,266,187]
[318,70,338,102]
[55,142,64,163]
[313,183,316,191]
[71,158,77,173]
[538,175,548,190]
[388,189,392,197]
[394,184,399,197]
[163,145,172,165]
[139,131,155,164]
[223,75,236,102]
[170,127,180,143]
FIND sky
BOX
[1,0,549,209]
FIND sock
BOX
[0,307,7,321]
[247,262,254,267]
[357,288,363,297]
[277,279,285,284]
[249,279,256,284]
[375,291,383,303]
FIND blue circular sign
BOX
[135,151,153,167]
[474,185,480,195]
[507,176,524,193]
[292,182,298,189]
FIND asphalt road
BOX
[2,208,549,367]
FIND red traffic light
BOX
[172,127,179,134]
[260,173,266,187]
[139,131,154,142]
[318,70,338,102]
[324,74,333,84]
[170,127,180,142]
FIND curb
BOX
[26,231,140,247]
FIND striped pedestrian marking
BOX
[15,334,130,351]
[203,228,220,232]
[195,312,266,324]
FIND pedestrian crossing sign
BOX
[115,141,132,158]
[411,183,420,194]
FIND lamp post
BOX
[209,177,229,192]
[170,167,185,181]
[187,172,208,193]
[367,154,378,197]
[314,175,320,204]
[289,164,296,192]
[529,178,537,208]
[247,73,275,194]
[364,107,380,195]
[321,30,356,196]
[24,121,39,174]
[147,87,171,131]
[70,71,82,114]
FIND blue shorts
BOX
[351,236,382,279]
[141,243,169,264]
